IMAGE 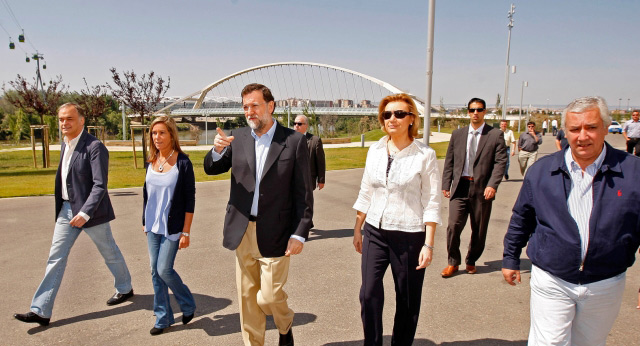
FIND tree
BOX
[438,97,447,127]
[3,74,66,164]
[107,68,170,164]
[77,78,110,126]
[495,93,502,116]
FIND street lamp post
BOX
[618,98,622,111]
[519,81,528,133]
[502,4,515,120]
[546,98,550,114]
[627,98,630,112]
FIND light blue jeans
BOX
[31,201,132,318]
[147,232,195,328]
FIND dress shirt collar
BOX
[469,122,485,134]
[64,130,83,148]
[250,119,277,141]
[564,143,606,174]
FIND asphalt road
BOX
[2,132,638,345]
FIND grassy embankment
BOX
[0,130,449,197]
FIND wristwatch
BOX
[182,233,190,237]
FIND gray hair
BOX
[58,102,84,118]
[295,114,308,124]
[561,96,610,128]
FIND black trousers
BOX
[626,138,640,156]
[446,179,493,266]
[360,222,426,346]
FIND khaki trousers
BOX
[235,222,294,346]
[518,150,538,176]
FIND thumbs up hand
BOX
[214,127,234,153]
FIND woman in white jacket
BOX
[353,93,441,346]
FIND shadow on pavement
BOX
[325,337,527,345]
[481,258,532,275]
[185,312,317,336]
[27,293,231,334]
[307,229,352,242]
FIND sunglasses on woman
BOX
[382,110,414,120]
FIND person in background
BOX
[500,119,516,180]
[353,93,440,345]
[143,116,196,335]
[622,110,640,156]
[440,98,507,278]
[503,96,640,345]
[517,121,542,176]
[294,115,326,191]
[551,118,558,136]
[542,119,548,136]
[555,128,568,151]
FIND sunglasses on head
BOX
[468,108,486,113]
[382,110,413,120]
[294,122,306,126]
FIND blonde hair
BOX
[147,116,186,163]
[377,93,420,139]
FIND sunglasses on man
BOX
[294,122,306,126]
[468,108,486,113]
[382,110,414,120]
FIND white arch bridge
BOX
[155,62,435,118]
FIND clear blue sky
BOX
[1,0,638,109]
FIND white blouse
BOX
[353,136,442,232]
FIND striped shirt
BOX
[564,145,607,262]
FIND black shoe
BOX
[279,328,294,346]
[150,327,164,335]
[106,289,134,306]
[505,174,509,180]
[14,312,50,326]
[182,313,194,325]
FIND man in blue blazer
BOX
[205,84,313,346]
[14,103,133,326]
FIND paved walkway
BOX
[1,133,638,345]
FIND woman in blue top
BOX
[143,116,196,335]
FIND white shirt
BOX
[61,131,89,221]
[503,129,516,148]
[564,145,607,262]
[353,137,442,232]
[542,121,548,129]
[551,119,558,127]
[462,123,485,177]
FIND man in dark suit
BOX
[294,115,326,190]
[440,98,507,278]
[14,103,133,327]
[204,84,313,346]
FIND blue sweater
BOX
[503,142,640,284]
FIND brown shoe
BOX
[441,265,459,277]
[466,265,477,274]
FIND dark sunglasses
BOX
[294,122,306,126]
[468,108,486,113]
[382,110,413,120]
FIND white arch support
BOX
[154,62,426,115]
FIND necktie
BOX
[469,130,478,177]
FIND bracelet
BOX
[423,244,434,251]
[182,233,190,237]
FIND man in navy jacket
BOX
[14,103,133,327]
[502,96,640,345]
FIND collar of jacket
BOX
[548,141,621,176]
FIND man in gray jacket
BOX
[517,121,543,176]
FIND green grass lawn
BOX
[0,142,449,198]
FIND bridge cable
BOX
[310,65,319,104]
[286,66,297,106]
[278,65,290,101]
[317,66,327,105]
[325,67,335,107]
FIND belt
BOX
[461,176,474,181]
[248,215,257,222]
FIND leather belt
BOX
[248,215,257,222]
[461,176,474,181]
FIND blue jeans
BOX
[147,232,195,328]
[505,147,511,178]
[31,201,132,318]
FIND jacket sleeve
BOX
[80,141,109,218]
[487,131,507,190]
[316,137,326,184]
[441,132,456,191]
[183,158,196,213]
[142,166,148,226]
[292,134,314,239]
[503,177,537,270]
